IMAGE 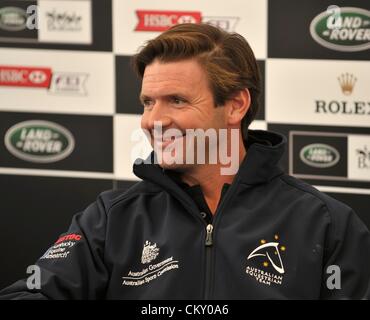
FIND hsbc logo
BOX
[134,10,239,32]
[0,65,88,95]
[135,10,201,31]
[0,66,52,88]
[29,70,48,84]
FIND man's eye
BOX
[142,100,154,108]
[171,97,186,105]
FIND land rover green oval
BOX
[300,144,340,168]
[0,7,27,31]
[4,120,75,163]
[310,7,370,52]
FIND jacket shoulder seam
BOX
[279,175,332,220]
[106,191,164,214]
[278,175,339,254]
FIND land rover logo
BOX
[310,7,370,52]
[300,144,340,168]
[4,120,75,163]
[0,7,27,31]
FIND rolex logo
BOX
[337,73,357,96]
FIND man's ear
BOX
[226,88,251,126]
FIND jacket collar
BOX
[133,129,286,189]
[238,130,286,185]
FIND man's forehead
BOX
[142,72,189,86]
[143,59,205,84]
[141,76,190,97]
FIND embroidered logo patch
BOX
[245,235,287,286]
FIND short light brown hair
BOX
[132,23,261,138]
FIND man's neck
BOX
[180,135,246,215]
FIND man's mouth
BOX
[153,133,186,149]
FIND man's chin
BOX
[157,161,193,172]
[159,162,189,171]
[154,149,190,171]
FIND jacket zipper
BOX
[205,224,213,246]
[204,224,213,300]
[202,177,242,300]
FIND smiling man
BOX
[1,23,370,300]
[139,56,248,212]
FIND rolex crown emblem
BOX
[337,73,357,96]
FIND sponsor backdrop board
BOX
[268,123,370,190]
[0,0,369,287]
[113,0,267,59]
[268,0,370,60]
[0,0,112,51]
[0,111,113,172]
[0,48,115,114]
[266,59,370,127]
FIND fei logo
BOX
[245,235,286,286]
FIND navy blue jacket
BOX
[1,130,370,299]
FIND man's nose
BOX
[143,103,172,130]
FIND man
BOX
[1,23,370,299]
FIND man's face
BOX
[140,58,227,171]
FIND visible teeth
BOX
[162,135,184,141]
